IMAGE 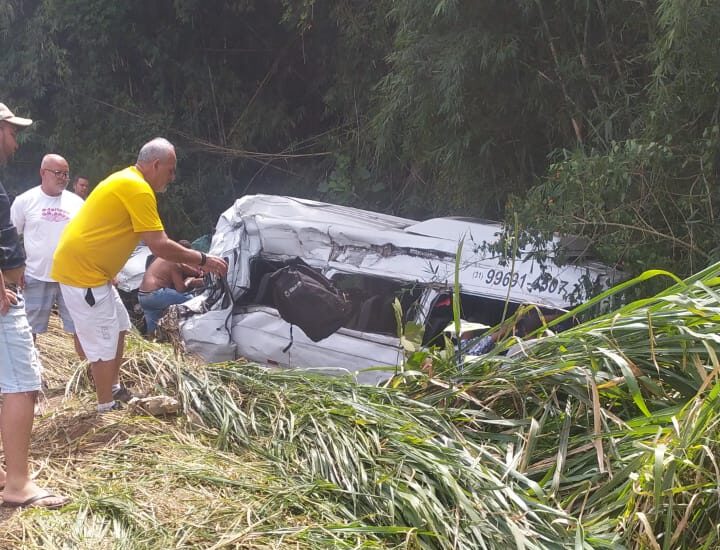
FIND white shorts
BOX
[59,283,132,362]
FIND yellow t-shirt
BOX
[51,166,164,287]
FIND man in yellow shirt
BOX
[52,138,227,412]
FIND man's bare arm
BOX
[140,230,228,277]
[170,264,189,292]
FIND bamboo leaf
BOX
[598,348,651,416]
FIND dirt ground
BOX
[0,316,114,526]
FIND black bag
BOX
[267,262,352,342]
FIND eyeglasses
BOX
[43,168,69,179]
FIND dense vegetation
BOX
[5,263,720,548]
[3,3,720,547]
[1,0,718,277]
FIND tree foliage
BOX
[0,0,717,276]
[509,1,720,277]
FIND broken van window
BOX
[423,292,531,346]
[234,260,423,337]
[332,273,424,335]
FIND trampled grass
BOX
[0,330,393,549]
[4,262,720,548]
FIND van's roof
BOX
[214,194,622,308]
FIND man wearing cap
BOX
[0,102,69,509]
[11,154,84,351]
[51,137,228,413]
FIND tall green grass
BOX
[183,262,720,548]
[8,263,720,549]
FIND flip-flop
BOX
[1,493,70,510]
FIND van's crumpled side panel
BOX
[181,306,237,363]
[231,307,399,385]
[210,206,259,298]
[179,195,624,379]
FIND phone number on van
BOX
[471,268,571,296]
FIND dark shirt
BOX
[0,180,26,270]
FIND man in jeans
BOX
[138,240,204,335]
[0,102,68,509]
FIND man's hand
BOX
[180,263,203,278]
[184,276,205,290]
[203,254,228,277]
[0,286,17,315]
[0,271,18,315]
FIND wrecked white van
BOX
[177,194,622,383]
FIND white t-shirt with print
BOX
[10,186,84,281]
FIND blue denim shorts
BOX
[0,295,43,393]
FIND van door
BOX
[231,270,427,382]
[231,307,401,384]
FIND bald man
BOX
[11,154,84,345]
[51,138,227,412]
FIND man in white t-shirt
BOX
[10,154,84,351]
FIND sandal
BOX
[1,493,70,510]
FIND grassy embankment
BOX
[3,263,720,548]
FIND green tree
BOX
[2,0,719,281]
[508,0,720,278]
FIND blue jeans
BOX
[138,288,193,333]
[0,295,43,393]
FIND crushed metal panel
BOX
[255,219,333,264]
[407,217,595,260]
[231,307,398,384]
[210,209,260,297]
[208,196,620,308]
[179,194,625,379]
[181,307,236,363]
[405,217,503,244]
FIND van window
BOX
[423,292,522,346]
[237,261,424,336]
[331,273,423,335]
[236,259,288,307]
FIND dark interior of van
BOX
[422,293,522,346]
[240,259,423,336]
[239,258,564,346]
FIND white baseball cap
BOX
[0,103,32,127]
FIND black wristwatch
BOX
[199,252,207,266]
